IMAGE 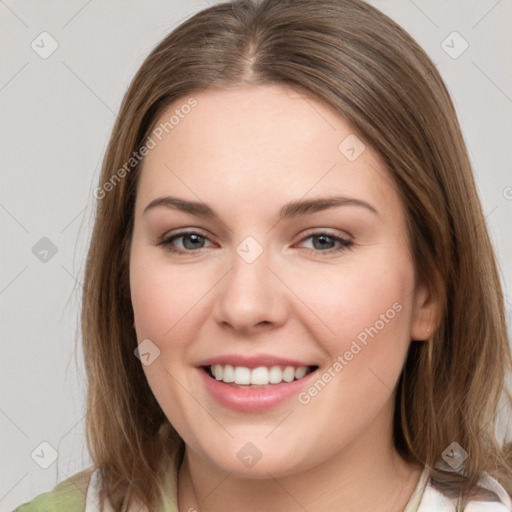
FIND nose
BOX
[213,243,288,335]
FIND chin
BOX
[196,440,315,480]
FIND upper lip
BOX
[196,354,317,369]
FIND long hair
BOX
[81,0,512,509]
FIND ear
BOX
[410,280,439,341]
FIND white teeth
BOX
[251,366,269,385]
[283,366,295,382]
[234,366,251,385]
[209,364,312,385]
[213,364,223,380]
[294,366,307,379]
[222,364,235,382]
[269,366,283,384]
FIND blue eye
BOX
[157,230,353,255]
[158,231,212,254]
[297,232,353,253]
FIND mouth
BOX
[201,364,319,389]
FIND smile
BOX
[199,364,320,411]
[204,364,317,387]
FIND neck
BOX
[177,420,423,512]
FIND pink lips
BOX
[196,354,318,412]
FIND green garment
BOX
[11,458,512,512]
[12,460,428,512]
[12,468,92,512]
[12,449,181,512]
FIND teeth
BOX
[234,366,251,385]
[295,366,307,379]
[222,365,234,382]
[210,364,312,385]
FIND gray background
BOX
[1,0,511,510]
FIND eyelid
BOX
[296,227,353,242]
[159,227,211,242]
[293,229,354,254]
[157,227,354,255]
[156,228,216,254]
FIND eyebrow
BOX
[143,195,379,219]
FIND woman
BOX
[14,0,512,510]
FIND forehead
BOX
[135,85,400,218]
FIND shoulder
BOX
[12,468,94,512]
[417,471,512,511]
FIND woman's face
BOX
[130,85,431,477]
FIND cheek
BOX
[131,271,176,343]
[292,261,414,432]
[294,255,415,372]
[129,247,219,403]
[129,249,207,430]
[129,251,196,410]
[130,245,206,344]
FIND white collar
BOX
[84,466,511,512]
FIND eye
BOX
[156,229,353,256]
[296,231,353,254]
[157,230,214,254]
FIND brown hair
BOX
[82,0,512,509]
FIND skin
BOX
[129,85,437,512]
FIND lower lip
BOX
[198,367,318,412]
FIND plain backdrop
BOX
[1,0,511,510]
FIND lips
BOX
[196,354,320,411]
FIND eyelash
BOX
[157,229,354,256]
